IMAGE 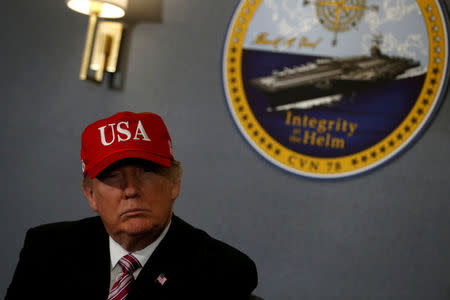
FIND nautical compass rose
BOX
[303,0,378,45]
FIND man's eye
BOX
[143,167,155,173]
[106,172,120,178]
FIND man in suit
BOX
[6,111,258,300]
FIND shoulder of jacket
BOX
[170,215,258,294]
[26,216,104,240]
[171,215,257,270]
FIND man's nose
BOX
[123,174,140,198]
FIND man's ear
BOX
[171,180,181,201]
[82,182,98,212]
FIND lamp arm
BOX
[80,12,98,80]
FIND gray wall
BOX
[1,1,450,299]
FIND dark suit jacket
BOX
[6,215,257,300]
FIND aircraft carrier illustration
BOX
[250,37,421,111]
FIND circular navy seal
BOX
[222,0,449,179]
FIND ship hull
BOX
[253,79,386,109]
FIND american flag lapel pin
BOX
[156,273,167,286]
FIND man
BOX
[6,111,258,300]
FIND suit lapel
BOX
[128,216,186,299]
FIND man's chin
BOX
[120,218,160,237]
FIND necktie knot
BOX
[118,254,141,274]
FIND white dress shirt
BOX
[109,220,171,289]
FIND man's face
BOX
[83,159,180,248]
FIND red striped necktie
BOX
[108,254,142,300]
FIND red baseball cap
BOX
[81,111,174,178]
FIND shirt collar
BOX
[109,219,171,270]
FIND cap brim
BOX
[85,149,172,178]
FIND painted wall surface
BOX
[1,1,449,299]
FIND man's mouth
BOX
[120,208,150,217]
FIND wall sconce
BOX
[67,0,163,87]
[66,0,127,82]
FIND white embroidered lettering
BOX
[98,123,116,146]
[133,120,151,141]
[117,121,131,142]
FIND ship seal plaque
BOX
[222,0,449,179]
